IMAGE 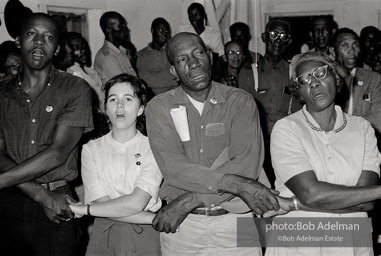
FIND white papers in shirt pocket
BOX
[170,105,190,142]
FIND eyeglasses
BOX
[268,31,291,42]
[226,50,244,57]
[295,65,329,87]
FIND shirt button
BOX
[26,99,31,103]
[32,119,36,123]
[31,140,35,144]
[208,185,213,190]
[200,149,204,153]
[201,125,204,129]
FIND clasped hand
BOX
[262,196,295,218]
[236,177,280,215]
[40,190,79,224]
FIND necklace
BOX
[302,109,347,133]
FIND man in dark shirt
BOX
[137,17,178,95]
[0,13,93,255]
[146,32,280,255]
[239,19,302,187]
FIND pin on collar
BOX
[134,153,141,165]
[210,98,217,104]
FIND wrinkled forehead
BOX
[169,34,204,55]
[337,32,358,44]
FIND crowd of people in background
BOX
[2,2,381,256]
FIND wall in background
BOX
[1,0,380,61]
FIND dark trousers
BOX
[0,185,81,256]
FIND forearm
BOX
[217,174,255,196]
[297,198,374,213]
[109,211,155,224]
[0,147,66,189]
[0,154,17,174]
[295,182,381,210]
[76,189,151,218]
[0,152,50,204]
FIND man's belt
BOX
[190,207,229,216]
[40,180,68,191]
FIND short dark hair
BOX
[331,27,359,49]
[104,73,150,134]
[310,15,336,31]
[229,22,251,37]
[360,26,380,40]
[166,32,207,65]
[151,17,170,30]
[188,2,205,15]
[100,11,124,34]
[67,32,92,67]
[20,13,57,35]
[265,19,291,34]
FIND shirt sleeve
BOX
[210,30,224,57]
[146,92,264,207]
[270,119,314,184]
[81,143,109,204]
[96,54,135,85]
[362,119,381,174]
[238,67,256,97]
[134,144,163,205]
[136,51,177,89]
[57,78,93,133]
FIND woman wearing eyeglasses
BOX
[265,51,381,256]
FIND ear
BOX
[169,66,179,80]
[207,50,213,65]
[287,38,293,47]
[329,47,336,59]
[15,37,21,48]
[222,54,227,62]
[54,45,60,56]
[138,105,144,116]
[261,33,267,43]
[309,31,313,39]
[335,74,341,87]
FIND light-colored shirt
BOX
[136,43,178,95]
[176,25,224,56]
[82,131,163,212]
[94,40,137,86]
[266,105,380,255]
[68,62,105,112]
[146,82,264,208]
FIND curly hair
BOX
[290,51,348,101]
[103,74,150,135]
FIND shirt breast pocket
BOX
[206,123,225,137]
